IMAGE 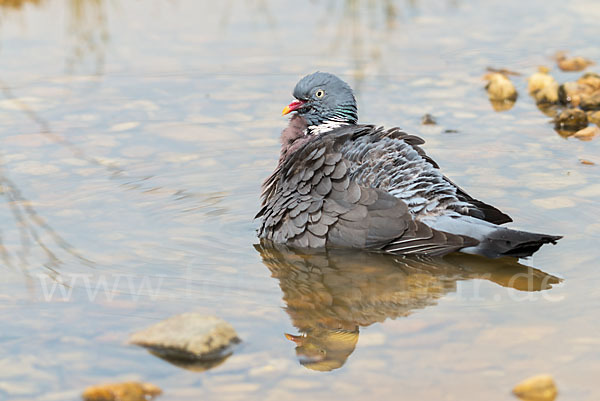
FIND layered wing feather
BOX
[339,126,512,224]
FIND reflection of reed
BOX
[0,78,226,277]
[219,0,276,30]
[0,0,108,75]
[0,158,94,279]
[0,0,42,10]
[216,0,416,85]
[0,77,228,217]
[0,79,123,176]
[316,0,418,88]
[0,78,227,282]
[0,0,106,278]
[317,0,452,86]
[325,0,391,81]
[65,0,109,75]
[256,241,560,371]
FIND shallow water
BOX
[0,0,599,400]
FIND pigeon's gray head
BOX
[282,72,358,128]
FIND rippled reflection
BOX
[0,155,93,279]
[0,0,40,11]
[0,0,108,74]
[256,241,560,371]
[65,0,109,74]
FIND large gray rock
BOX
[130,313,240,363]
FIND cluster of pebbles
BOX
[483,52,600,142]
[531,68,600,140]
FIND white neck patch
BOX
[307,120,347,136]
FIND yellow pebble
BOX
[484,72,518,101]
[82,382,162,401]
[512,374,557,401]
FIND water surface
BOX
[1,1,599,400]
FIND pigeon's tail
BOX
[425,215,561,258]
[465,228,562,258]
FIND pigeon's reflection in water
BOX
[255,241,561,372]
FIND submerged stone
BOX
[554,108,588,131]
[421,114,437,125]
[580,92,600,111]
[558,82,590,106]
[573,125,600,141]
[559,73,600,107]
[588,110,600,125]
[130,313,240,365]
[82,382,161,401]
[555,51,594,72]
[577,72,600,91]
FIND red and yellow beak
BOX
[282,99,306,116]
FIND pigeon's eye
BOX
[315,89,325,98]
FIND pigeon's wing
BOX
[258,126,478,256]
[342,126,512,224]
[442,176,513,224]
